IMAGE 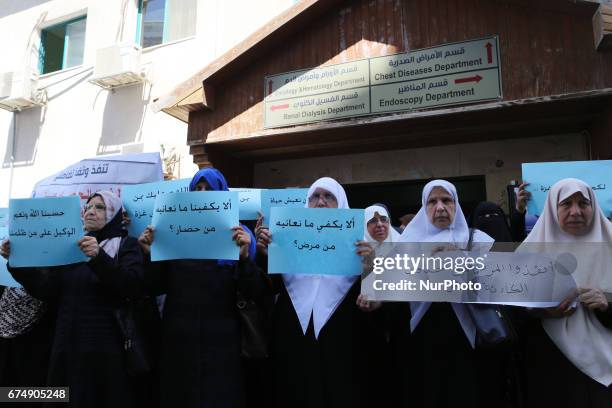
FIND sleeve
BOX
[7,264,62,301]
[253,252,283,295]
[594,304,612,329]
[89,237,146,299]
[509,208,526,242]
[236,258,272,301]
[141,253,169,296]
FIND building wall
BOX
[0,0,294,206]
[186,0,612,147]
[253,132,588,210]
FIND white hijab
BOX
[283,177,358,339]
[522,178,612,386]
[364,204,401,255]
[400,179,493,347]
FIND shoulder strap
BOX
[467,228,475,251]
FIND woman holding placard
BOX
[520,178,612,407]
[1,191,153,408]
[137,167,266,408]
[255,177,380,408]
[395,179,506,408]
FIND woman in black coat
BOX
[1,191,152,408]
[138,168,266,408]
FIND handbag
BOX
[237,291,268,359]
[465,228,517,348]
[466,303,517,348]
[112,237,159,376]
[0,287,46,339]
[114,297,159,376]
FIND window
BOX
[39,16,87,74]
[136,0,197,48]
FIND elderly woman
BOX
[521,178,612,407]
[395,179,510,408]
[255,177,377,408]
[1,191,150,408]
[364,204,401,252]
[137,168,264,408]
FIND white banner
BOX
[32,152,164,201]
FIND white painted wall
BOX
[0,0,294,206]
[253,133,588,210]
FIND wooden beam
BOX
[594,5,612,50]
[201,89,612,145]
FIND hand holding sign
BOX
[150,191,239,261]
[8,197,88,267]
[269,207,365,276]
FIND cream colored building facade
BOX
[0,0,294,206]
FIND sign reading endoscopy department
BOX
[264,37,502,128]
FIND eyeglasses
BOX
[367,216,389,226]
[84,203,106,213]
[308,192,337,204]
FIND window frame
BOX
[136,0,196,48]
[39,15,87,75]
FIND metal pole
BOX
[7,111,16,202]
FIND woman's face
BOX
[426,186,455,229]
[308,188,338,209]
[367,211,390,242]
[194,180,210,191]
[83,196,107,232]
[557,192,593,236]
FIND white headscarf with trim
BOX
[283,177,358,339]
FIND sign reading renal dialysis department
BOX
[264,37,502,128]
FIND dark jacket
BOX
[144,256,267,408]
[9,237,150,408]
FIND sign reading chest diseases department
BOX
[264,37,502,128]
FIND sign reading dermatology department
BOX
[264,37,501,128]
[8,197,87,267]
[268,207,364,276]
[150,192,239,261]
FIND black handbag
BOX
[465,228,517,348]
[237,291,268,359]
[112,237,159,376]
[114,299,156,376]
[466,303,517,348]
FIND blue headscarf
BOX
[189,168,256,264]
[189,168,229,192]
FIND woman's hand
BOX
[78,236,100,258]
[121,210,131,226]
[0,239,10,260]
[530,294,578,318]
[232,226,252,261]
[138,226,155,255]
[515,182,531,214]
[255,215,272,256]
[356,240,375,274]
[356,293,382,312]
[579,287,609,312]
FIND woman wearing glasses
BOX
[255,177,379,408]
[1,191,152,408]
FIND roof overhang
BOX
[193,89,612,162]
[154,0,602,123]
